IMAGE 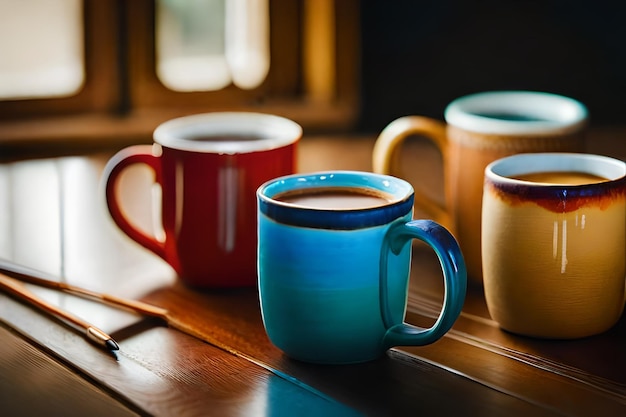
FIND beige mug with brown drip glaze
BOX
[373,91,588,285]
[482,153,626,339]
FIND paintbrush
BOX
[0,259,340,402]
[0,261,169,319]
[0,272,120,351]
[0,259,240,355]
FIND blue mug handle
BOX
[381,219,467,348]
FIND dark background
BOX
[357,0,626,133]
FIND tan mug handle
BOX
[372,116,451,227]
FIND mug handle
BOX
[372,116,451,227]
[103,145,167,261]
[380,219,466,348]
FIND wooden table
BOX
[0,133,624,416]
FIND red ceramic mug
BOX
[103,112,301,288]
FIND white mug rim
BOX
[153,112,302,154]
[485,152,626,186]
[444,91,588,135]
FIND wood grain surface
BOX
[0,133,624,416]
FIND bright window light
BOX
[0,0,84,100]
[156,0,269,92]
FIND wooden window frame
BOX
[0,0,360,157]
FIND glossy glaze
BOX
[482,153,626,338]
[257,171,467,364]
[104,113,300,288]
[3,141,626,416]
[373,91,587,283]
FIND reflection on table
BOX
[0,134,624,416]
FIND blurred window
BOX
[0,0,359,153]
[0,0,84,99]
[156,0,269,91]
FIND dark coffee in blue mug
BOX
[257,171,467,364]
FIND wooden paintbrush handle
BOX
[0,273,91,332]
[0,259,168,319]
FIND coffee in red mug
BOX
[103,112,301,288]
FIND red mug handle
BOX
[103,145,167,260]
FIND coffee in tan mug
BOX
[482,153,626,339]
[372,91,588,284]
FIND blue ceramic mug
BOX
[257,171,467,364]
